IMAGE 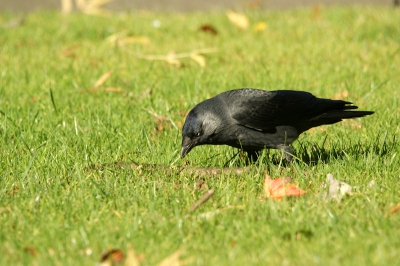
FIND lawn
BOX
[0,6,399,265]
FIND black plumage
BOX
[181,89,374,162]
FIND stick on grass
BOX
[189,189,215,213]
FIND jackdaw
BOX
[181,89,374,162]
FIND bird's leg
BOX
[277,145,295,162]
[246,150,260,163]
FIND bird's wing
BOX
[226,89,318,132]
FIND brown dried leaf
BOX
[176,121,183,129]
[194,180,209,190]
[100,249,124,265]
[263,174,307,200]
[24,247,38,257]
[94,70,113,88]
[199,24,218,35]
[311,5,322,20]
[249,0,262,9]
[62,44,80,58]
[332,90,349,100]
[226,11,249,30]
[155,123,164,132]
[390,204,400,214]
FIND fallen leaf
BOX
[332,90,349,100]
[311,5,322,20]
[118,36,150,46]
[10,185,20,196]
[199,24,218,35]
[263,174,307,200]
[94,70,113,88]
[78,0,114,15]
[124,245,140,266]
[106,32,150,46]
[322,173,352,202]
[24,247,38,257]
[106,31,127,44]
[155,122,164,132]
[390,204,400,214]
[166,53,182,67]
[128,48,217,68]
[226,11,249,30]
[62,44,80,58]
[190,54,206,67]
[157,249,193,266]
[100,249,124,266]
[248,0,262,9]
[85,247,93,256]
[61,0,73,14]
[194,180,208,190]
[254,22,267,32]
[156,249,181,266]
[152,20,162,28]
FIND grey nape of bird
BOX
[181,88,374,162]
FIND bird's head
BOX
[181,106,220,158]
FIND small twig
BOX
[189,189,215,213]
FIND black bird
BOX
[181,89,374,162]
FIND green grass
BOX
[1,6,399,265]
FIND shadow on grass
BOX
[88,134,397,176]
[286,133,398,166]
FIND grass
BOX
[0,6,399,265]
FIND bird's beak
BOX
[181,137,194,158]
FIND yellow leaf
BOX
[105,31,127,44]
[254,22,267,32]
[124,245,140,266]
[166,59,181,67]
[118,36,150,46]
[190,54,206,67]
[77,0,114,15]
[226,11,249,29]
[157,249,190,266]
[76,0,87,10]
[94,70,113,88]
[61,0,73,14]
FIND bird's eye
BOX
[195,132,201,137]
